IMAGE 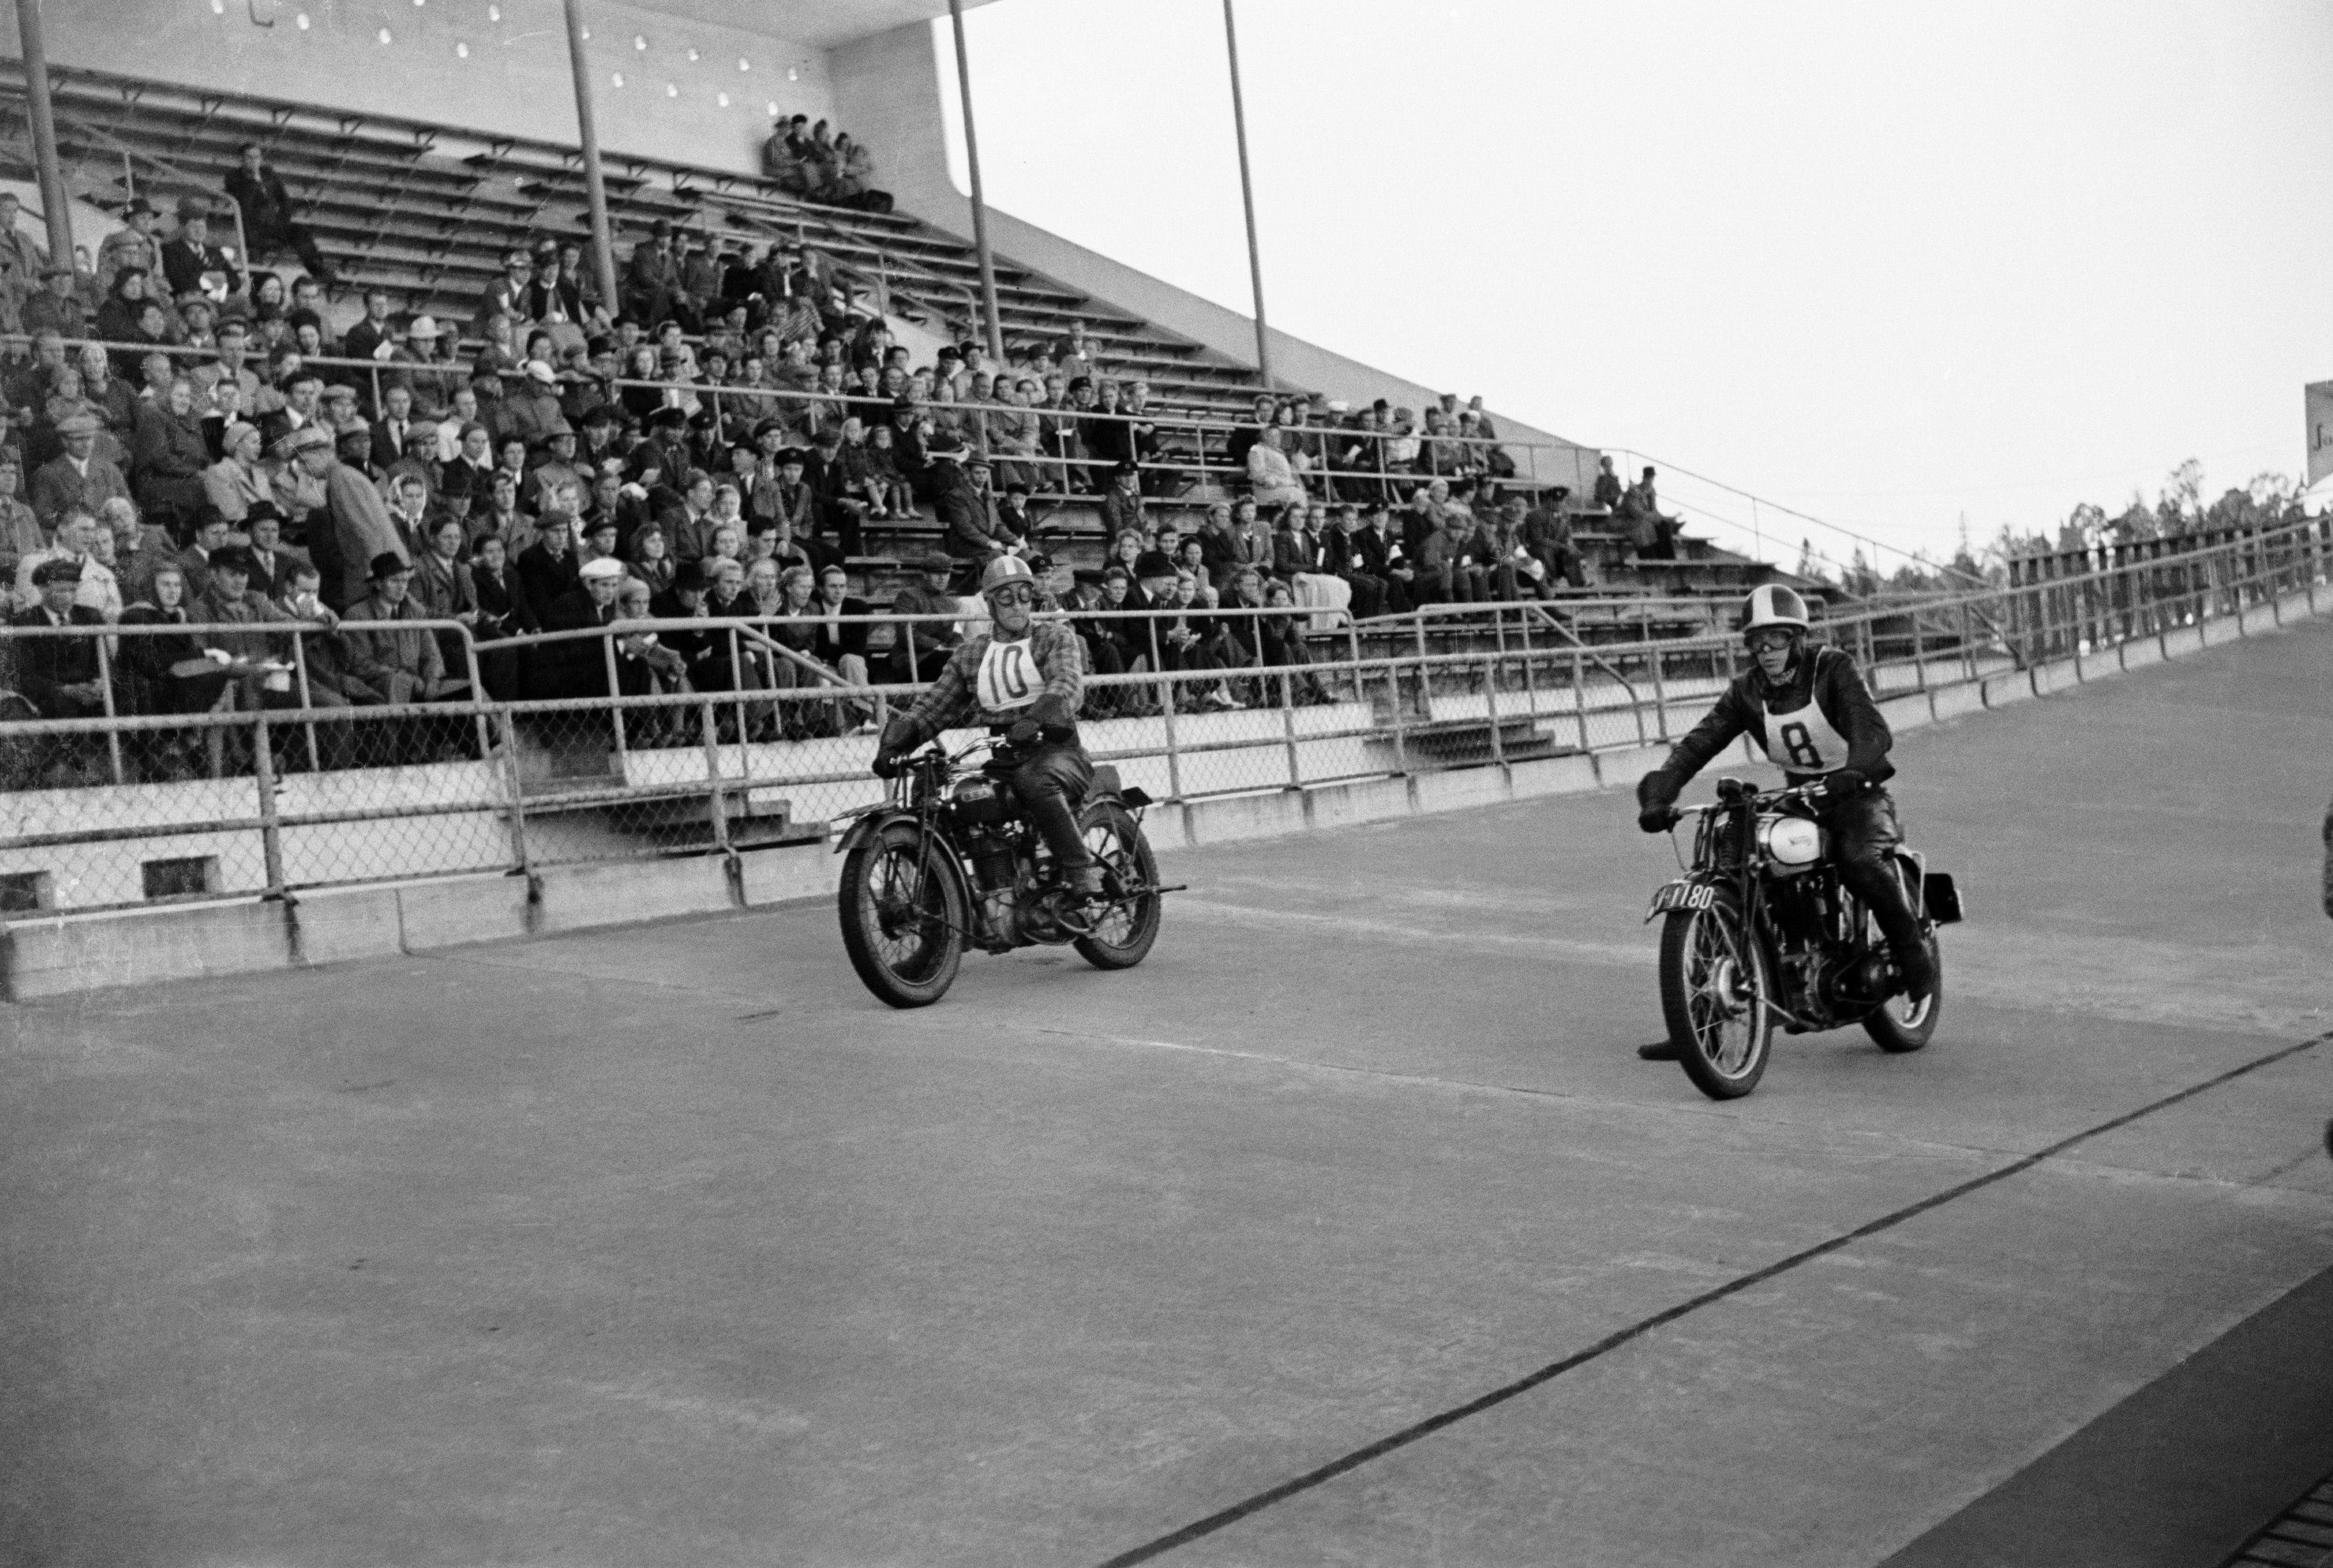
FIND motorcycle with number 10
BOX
[833,737,1174,1007]
[1646,776,1965,1099]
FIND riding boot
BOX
[1827,787,1933,1001]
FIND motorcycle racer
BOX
[1634,586,1935,1056]
[873,554,1104,899]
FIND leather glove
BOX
[1637,804,1679,835]
[1005,717,1042,749]
[1635,767,1680,834]
[871,749,906,780]
[1809,768,1865,805]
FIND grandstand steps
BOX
[1397,716,1573,769]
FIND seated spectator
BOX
[30,414,130,536]
[22,264,87,338]
[0,451,42,604]
[113,561,235,777]
[1352,500,1415,613]
[1522,486,1588,592]
[1319,502,1389,619]
[130,378,212,535]
[466,531,531,700]
[802,563,875,731]
[96,197,162,298]
[159,197,241,307]
[341,289,400,364]
[204,419,271,526]
[1246,423,1307,509]
[409,515,481,676]
[529,554,643,704]
[343,550,466,715]
[238,505,302,604]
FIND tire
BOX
[1658,891,1775,1100]
[837,820,967,1008]
[1072,802,1161,971]
[1864,858,1942,1053]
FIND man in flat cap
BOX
[883,550,964,686]
[31,412,131,534]
[623,219,682,330]
[10,557,110,747]
[528,552,638,702]
[278,424,402,612]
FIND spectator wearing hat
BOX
[12,556,110,728]
[522,246,586,330]
[159,197,241,305]
[225,143,335,285]
[203,419,270,525]
[882,552,961,685]
[14,509,112,617]
[257,365,327,459]
[473,250,533,341]
[94,260,169,356]
[931,445,1018,579]
[278,425,402,611]
[1098,461,1147,540]
[498,360,567,452]
[128,375,212,534]
[22,264,87,338]
[515,499,581,610]
[529,554,638,702]
[623,221,683,330]
[31,411,131,534]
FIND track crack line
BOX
[1091,1029,2333,1567]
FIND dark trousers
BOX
[252,221,334,283]
[1822,785,1923,961]
[1007,738,1094,875]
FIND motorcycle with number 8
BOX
[1647,776,1965,1099]
[833,738,1174,1007]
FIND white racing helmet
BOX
[979,553,1038,599]
[1741,584,1811,642]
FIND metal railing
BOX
[1,517,2323,919]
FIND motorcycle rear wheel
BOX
[1072,803,1161,971]
[1659,892,1775,1100]
[837,821,967,1008]
[1865,937,1942,1052]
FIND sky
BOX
[943,0,2333,574]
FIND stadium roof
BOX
[626,0,999,51]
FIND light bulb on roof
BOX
[456,40,468,56]
[486,4,499,18]
[717,92,730,107]
[633,33,646,49]
[610,71,624,87]
[738,57,750,71]
[665,82,677,96]
[376,25,391,42]
[295,12,309,28]
[209,0,223,12]
[687,47,699,61]
[787,66,798,81]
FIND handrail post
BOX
[1279,667,1300,790]
[252,707,287,898]
[1483,653,1505,773]
[94,635,124,784]
[1386,656,1408,775]
[1910,605,1925,691]
[499,703,532,878]
[1572,649,1591,752]
[291,630,321,772]
[462,631,491,760]
[1649,639,1668,741]
[601,631,628,755]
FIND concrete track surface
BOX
[5,616,2332,1568]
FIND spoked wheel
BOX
[1072,802,1161,971]
[1866,858,1941,1054]
[837,820,967,1008]
[1658,892,1775,1100]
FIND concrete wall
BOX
[4,0,831,178]
[831,21,1596,486]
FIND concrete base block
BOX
[2161,625,2204,658]
[1180,788,1311,847]
[1983,671,2035,708]
[1301,774,1415,832]
[2199,616,2238,646]
[1930,682,1985,720]
[2119,637,2162,672]
[1881,694,1934,733]
[1507,753,1602,801]
[1594,744,1671,792]
[397,872,535,952]
[737,842,840,908]
[1409,766,1514,815]
[288,885,406,967]
[533,855,738,934]
[3,898,290,1000]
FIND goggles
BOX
[1746,628,1799,653]
[987,584,1038,607]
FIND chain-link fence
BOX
[4,518,2325,916]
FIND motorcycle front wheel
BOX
[1072,801,1161,971]
[837,820,968,1008]
[1659,891,1775,1100]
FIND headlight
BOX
[1757,814,1825,867]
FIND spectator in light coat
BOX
[30,413,131,534]
[1245,424,1307,509]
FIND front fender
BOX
[833,806,923,858]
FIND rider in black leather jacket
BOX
[1636,586,1935,1009]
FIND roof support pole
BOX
[562,0,621,325]
[14,0,75,268]
[1224,0,1272,390]
[947,0,1006,365]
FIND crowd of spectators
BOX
[758,115,890,212]
[0,131,1677,786]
